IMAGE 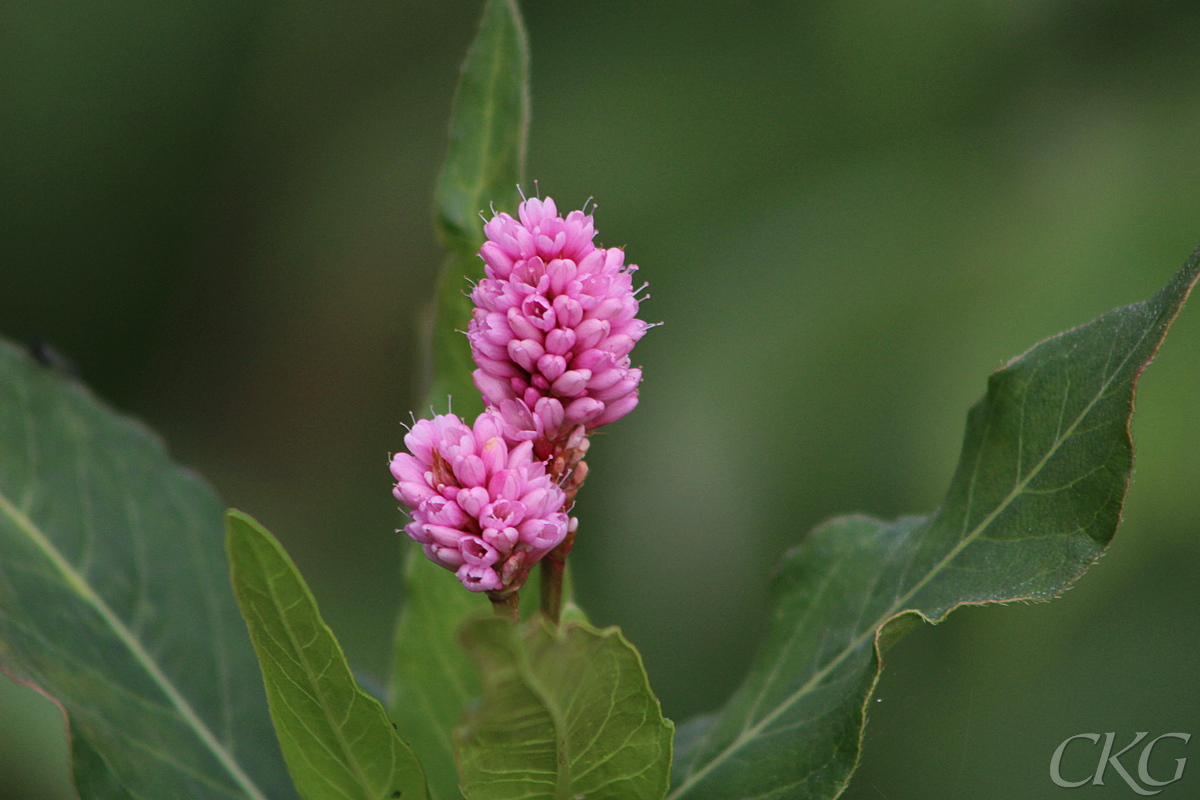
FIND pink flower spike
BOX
[390,410,570,594]
[468,195,649,448]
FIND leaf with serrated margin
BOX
[227,511,426,800]
[457,616,674,800]
[669,253,1200,800]
[424,0,529,417]
[0,337,295,800]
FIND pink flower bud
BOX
[468,196,649,448]
[390,411,570,593]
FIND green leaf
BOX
[457,616,674,800]
[391,0,532,790]
[434,0,529,258]
[388,545,582,800]
[388,543,488,800]
[669,254,1200,800]
[424,0,530,417]
[70,733,135,800]
[0,337,294,800]
[226,511,426,800]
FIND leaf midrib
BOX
[248,536,388,800]
[0,491,269,800]
[667,313,1154,800]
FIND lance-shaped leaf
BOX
[0,337,294,800]
[434,0,529,258]
[457,616,674,800]
[226,511,426,800]
[424,0,530,417]
[669,253,1200,800]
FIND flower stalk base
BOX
[488,590,520,620]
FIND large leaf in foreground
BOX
[669,254,1200,800]
[457,617,674,800]
[0,338,294,800]
[227,511,426,800]
[425,0,530,416]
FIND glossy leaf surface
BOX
[0,338,294,800]
[458,616,674,800]
[669,255,1200,800]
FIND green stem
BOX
[489,590,519,620]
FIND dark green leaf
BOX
[458,616,674,800]
[392,1,533,789]
[669,254,1200,800]
[434,0,529,258]
[70,732,135,800]
[388,543,489,800]
[0,337,294,800]
[227,511,426,800]
[424,0,530,417]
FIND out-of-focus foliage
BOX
[0,340,294,800]
[2,1,1198,798]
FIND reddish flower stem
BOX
[539,432,588,623]
[539,529,575,623]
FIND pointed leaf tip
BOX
[227,510,427,800]
[670,252,1200,800]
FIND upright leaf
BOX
[434,0,529,258]
[458,617,674,800]
[391,0,531,792]
[389,544,488,800]
[669,254,1200,800]
[226,511,426,800]
[0,337,294,800]
[424,0,530,416]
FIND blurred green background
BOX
[2,0,1199,797]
